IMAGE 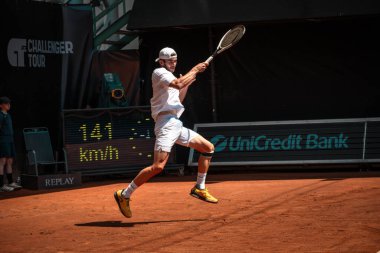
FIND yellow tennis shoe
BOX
[190,186,219,203]
[114,190,132,218]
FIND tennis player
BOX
[114,47,218,218]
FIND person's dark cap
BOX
[0,97,11,104]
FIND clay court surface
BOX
[1,171,380,253]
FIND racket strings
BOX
[220,27,245,48]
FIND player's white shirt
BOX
[150,67,185,121]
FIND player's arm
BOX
[179,78,192,102]
[169,62,208,90]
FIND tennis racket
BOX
[205,25,246,64]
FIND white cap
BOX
[155,47,177,62]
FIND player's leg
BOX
[187,135,218,203]
[113,151,170,218]
[176,127,218,203]
[189,134,214,181]
[114,115,180,218]
[123,150,170,197]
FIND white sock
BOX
[122,181,138,198]
[196,172,207,190]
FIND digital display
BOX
[188,118,380,166]
[63,107,159,171]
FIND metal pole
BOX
[208,27,217,122]
[362,121,368,160]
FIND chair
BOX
[23,127,68,176]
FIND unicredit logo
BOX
[210,133,348,152]
[210,135,228,152]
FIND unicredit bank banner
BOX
[188,118,380,166]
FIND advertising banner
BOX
[188,118,380,166]
[1,2,93,154]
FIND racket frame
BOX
[206,25,246,64]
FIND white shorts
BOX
[154,114,199,152]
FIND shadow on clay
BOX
[75,219,207,228]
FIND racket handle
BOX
[205,56,214,64]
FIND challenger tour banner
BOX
[7,38,74,68]
[188,118,380,166]
[1,1,93,155]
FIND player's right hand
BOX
[193,62,208,73]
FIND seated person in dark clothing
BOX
[0,97,21,192]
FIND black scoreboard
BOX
[63,106,156,171]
